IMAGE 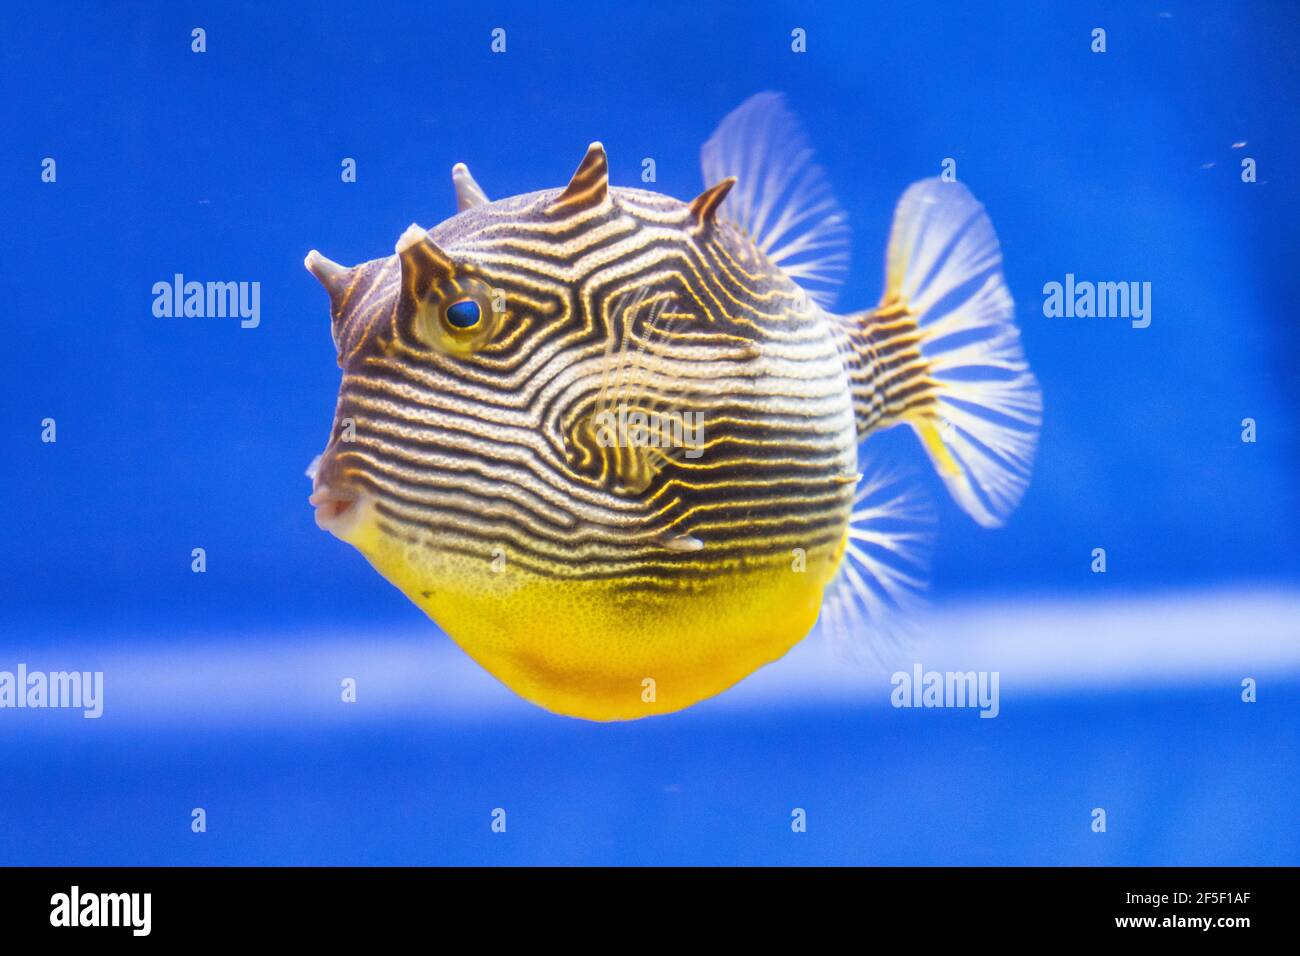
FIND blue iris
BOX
[445,298,482,329]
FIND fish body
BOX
[305,94,1041,721]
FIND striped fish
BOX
[304,93,1041,721]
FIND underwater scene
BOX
[2,1,1297,866]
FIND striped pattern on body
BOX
[320,183,863,588]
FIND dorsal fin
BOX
[451,162,489,211]
[304,250,360,318]
[700,92,850,307]
[547,142,608,215]
[395,224,454,305]
[688,177,736,226]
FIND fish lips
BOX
[306,455,371,539]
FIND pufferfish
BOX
[304,93,1041,721]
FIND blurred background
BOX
[1,1,1296,865]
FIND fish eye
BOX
[444,298,482,330]
[411,278,500,358]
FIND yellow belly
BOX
[346,516,845,720]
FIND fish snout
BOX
[306,449,370,537]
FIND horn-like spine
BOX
[688,177,736,226]
[452,162,489,211]
[304,250,359,317]
[395,223,455,307]
[547,141,609,214]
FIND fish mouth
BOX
[310,484,368,536]
[307,456,370,538]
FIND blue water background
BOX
[1,1,1297,865]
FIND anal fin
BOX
[820,465,934,661]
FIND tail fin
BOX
[841,178,1041,527]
